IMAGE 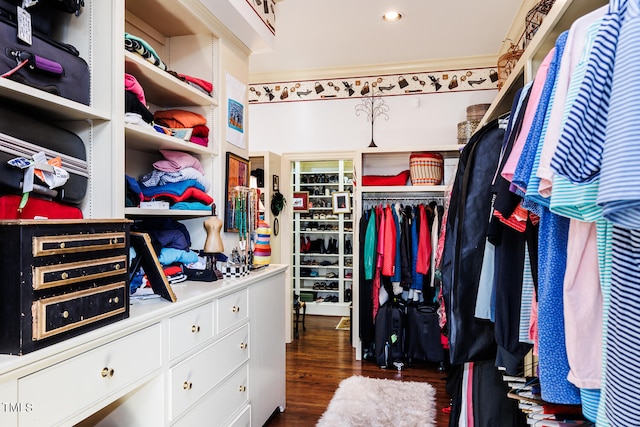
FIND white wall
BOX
[248,90,498,154]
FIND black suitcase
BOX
[374,301,406,370]
[405,304,445,365]
[0,104,87,204]
[0,6,89,105]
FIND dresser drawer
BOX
[169,302,214,360]
[170,324,249,419]
[32,282,127,340]
[32,255,127,290]
[217,289,248,334]
[32,232,127,257]
[172,365,249,427]
[18,324,161,427]
[227,405,251,427]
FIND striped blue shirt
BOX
[598,0,640,229]
[551,0,628,184]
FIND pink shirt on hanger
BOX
[537,6,608,198]
[501,49,555,183]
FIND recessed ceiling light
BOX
[382,10,402,22]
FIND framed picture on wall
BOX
[225,152,250,232]
[292,191,309,212]
[332,191,351,214]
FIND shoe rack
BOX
[291,159,354,316]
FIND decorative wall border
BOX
[245,0,276,34]
[248,66,498,104]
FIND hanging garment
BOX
[517,32,569,209]
[536,5,608,198]
[605,226,640,425]
[501,49,555,184]
[358,211,375,357]
[447,360,526,427]
[537,207,581,404]
[391,204,402,283]
[491,216,536,376]
[411,207,424,292]
[441,119,504,364]
[598,1,640,228]
[416,204,432,276]
[399,206,414,286]
[382,205,396,277]
[363,209,377,280]
[551,0,628,185]
[493,86,532,226]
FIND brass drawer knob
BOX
[238,385,247,392]
[101,367,114,378]
[232,306,240,313]
[109,297,120,304]
[191,325,201,333]
[62,310,69,319]
[59,242,66,249]
[61,272,69,280]
[114,263,121,270]
[111,238,118,244]
[239,342,247,350]
[183,381,193,390]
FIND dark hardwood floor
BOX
[265,315,451,427]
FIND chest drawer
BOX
[217,289,248,334]
[172,365,249,427]
[169,302,214,360]
[32,232,126,257]
[18,324,162,427]
[0,219,131,355]
[32,255,127,290]
[32,281,127,340]
[170,324,249,419]
[227,405,251,427]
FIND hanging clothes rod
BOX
[362,192,446,201]
[361,192,446,209]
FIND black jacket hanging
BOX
[441,118,505,364]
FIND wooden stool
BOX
[293,294,306,339]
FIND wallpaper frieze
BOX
[248,66,498,104]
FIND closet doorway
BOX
[281,152,356,342]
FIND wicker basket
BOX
[457,119,480,143]
[524,0,556,49]
[466,103,491,121]
[497,44,524,90]
[410,153,444,185]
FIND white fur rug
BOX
[316,375,436,427]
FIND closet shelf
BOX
[0,78,109,121]
[124,51,218,108]
[124,207,212,217]
[125,123,214,155]
[479,0,608,127]
[360,185,451,193]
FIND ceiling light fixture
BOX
[382,10,402,22]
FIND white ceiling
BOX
[249,0,525,77]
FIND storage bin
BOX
[466,103,491,121]
[409,153,444,186]
[458,119,480,144]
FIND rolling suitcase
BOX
[405,303,445,366]
[0,3,89,105]
[374,301,406,370]
[0,104,88,204]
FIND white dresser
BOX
[0,265,287,427]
